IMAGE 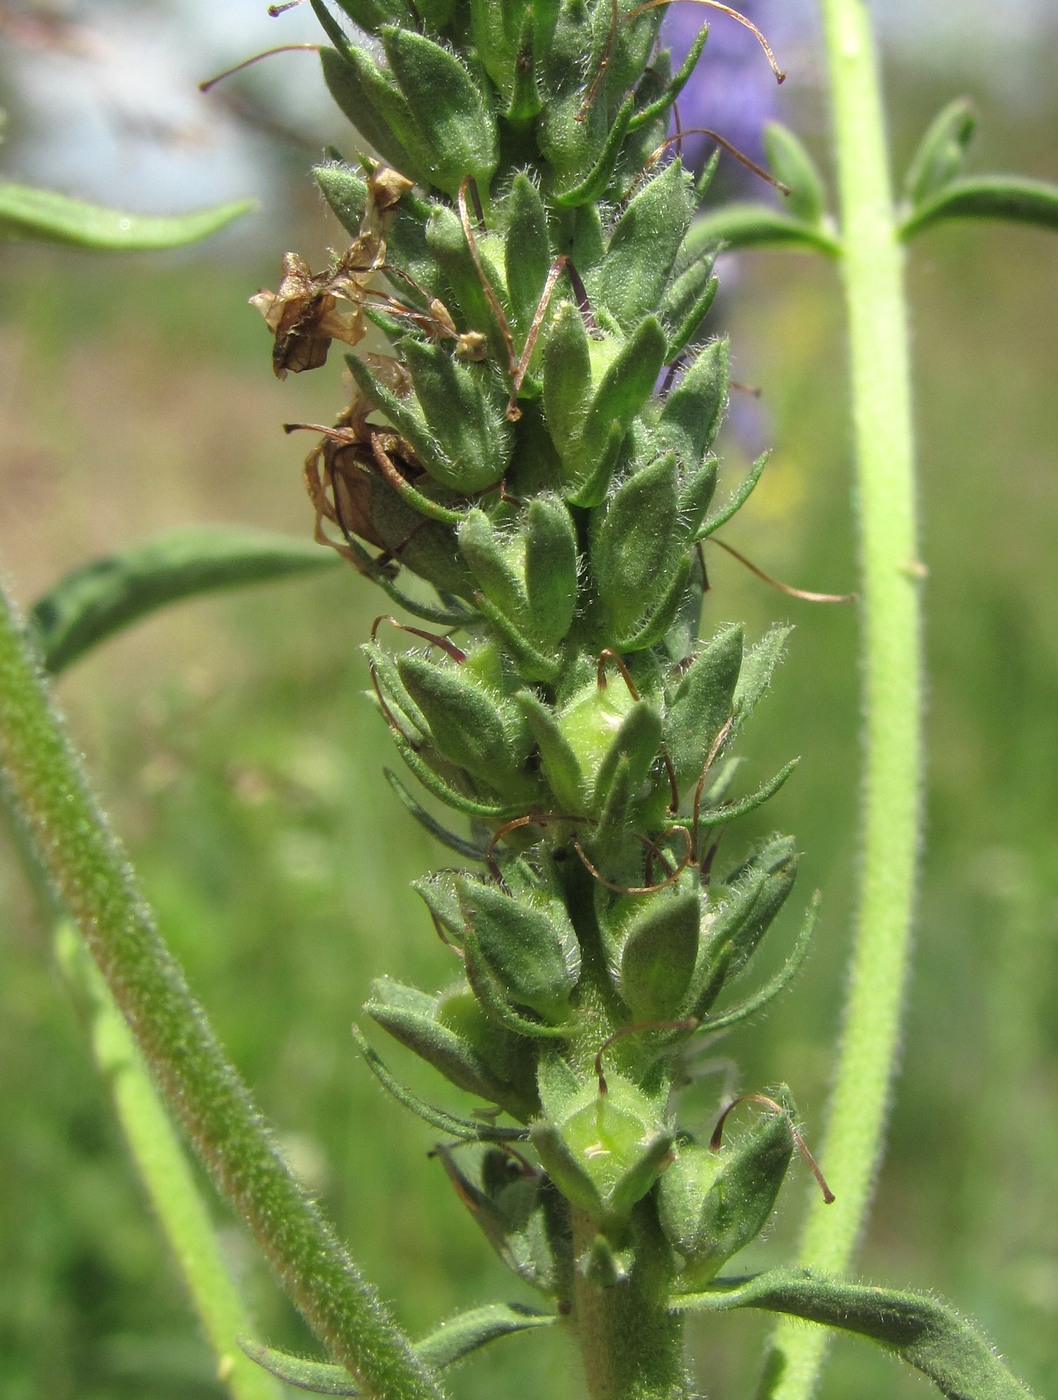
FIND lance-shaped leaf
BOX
[681,204,841,258]
[28,528,338,675]
[618,888,700,1021]
[732,624,792,731]
[424,204,511,358]
[677,1268,1040,1400]
[660,257,719,362]
[659,1093,796,1285]
[598,160,693,332]
[900,174,1058,241]
[590,700,663,817]
[242,1303,556,1396]
[901,98,977,207]
[762,123,830,227]
[542,300,593,460]
[523,496,578,647]
[0,183,251,248]
[459,877,581,1025]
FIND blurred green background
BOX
[1,6,1056,1398]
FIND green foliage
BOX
[0,183,251,248]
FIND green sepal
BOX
[598,161,693,332]
[762,122,830,227]
[532,1069,674,1232]
[682,204,841,258]
[343,353,444,487]
[698,451,770,539]
[387,724,515,820]
[424,204,511,359]
[589,754,635,864]
[677,1268,1041,1400]
[660,259,719,362]
[318,47,428,187]
[618,888,700,1021]
[523,496,579,647]
[313,162,367,238]
[689,842,799,1017]
[695,760,798,831]
[458,876,581,1024]
[900,174,1058,241]
[351,1024,527,1142]
[399,338,511,493]
[384,769,488,861]
[664,624,743,790]
[901,97,977,207]
[516,691,586,814]
[590,700,663,817]
[659,338,729,468]
[380,27,499,197]
[504,173,553,342]
[0,183,251,249]
[592,454,685,642]
[663,1092,795,1285]
[542,300,592,461]
[701,892,818,1036]
[396,653,530,792]
[551,678,635,806]
[242,1302,556,1396]
[732,624,792,730]
[413,868,467,942]
[458,510,525,619]
[412,0,457,32]
[566,317,669,505]
[578,1232,631,1289]
[627,21,711,135]
[434,1144,558,1291]
[550,95,637,209]
[327,0,406,37]
[27,527,338,675]
[365,979,531,1113]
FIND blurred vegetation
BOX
[1,40,1056,1400]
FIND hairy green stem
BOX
[56,923,282,1400]
[760,1,923,1395]
[0,582,443,1400]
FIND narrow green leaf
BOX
[678,1268,1040,1400]
[698,452,769,539]
[762,123,829,227]
[682,204,841,258]
[29,528,339,674]
[0,183,251,248]
[900,174,1058,240]
[901,98,977,206]
[242,1304,555,1396]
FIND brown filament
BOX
[507,255,571,419]
[691,715,734,855]
[572,827,692,896]
[576,0,620,121]
[709,536,858,604]
[199,43,318,93]
[369,614,467,664]
[625,0,786,84]
[709,1093,835,1204]
[457,177,517,369]
[637,128,790,197]
[483,812,586,881]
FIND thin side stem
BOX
[759,0,923,1395]
[56,923,282,1400]
[0,581,444,1400]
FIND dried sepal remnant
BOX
[302,370,420,572]
[249,236,383,378]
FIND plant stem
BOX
[0,581,444,1400]
[56,923,282,1400]
[760,0,923,1395]
[572,1207,691,1400]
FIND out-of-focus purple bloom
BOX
[660,0,803,183]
